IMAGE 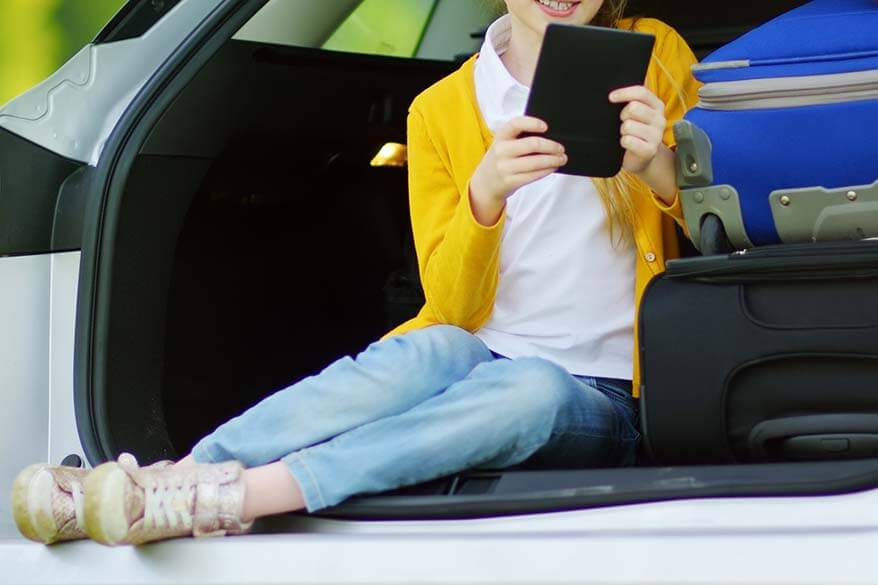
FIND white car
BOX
[2,0,877,583]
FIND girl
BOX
[13,0,700,546]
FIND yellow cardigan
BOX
[383,18,701,397]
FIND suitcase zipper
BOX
[696,69,878,111]
[667,241,878,281]
[733,240,878,259]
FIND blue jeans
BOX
[191,325,640,512]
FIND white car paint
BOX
[47,253,84,468]
[4,489,878,584]
[0,255,51,540]
[0,252,80,540]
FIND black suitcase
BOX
[639,240,878,465]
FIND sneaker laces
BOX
[143,473,196,531]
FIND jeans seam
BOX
[288,452,328,510]
[598,390,639,441]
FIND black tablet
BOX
[524,23,655,178]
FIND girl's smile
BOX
[534,0,582,19]
[504,0,602,41]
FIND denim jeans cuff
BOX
[191,440,219,464]
[283,452,329,513]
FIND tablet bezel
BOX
[524,23,656,178]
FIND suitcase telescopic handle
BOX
[749,414,878,461]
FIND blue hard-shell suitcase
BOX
[673,0,878,254]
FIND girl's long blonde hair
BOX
[594,0,641,245]
[486,0,687,245]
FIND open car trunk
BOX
[77,0,878,521]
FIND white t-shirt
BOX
[473,15,636,380]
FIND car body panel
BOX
[0,254,51,540]
[48,252,84,467]
[0,251,79,539]
[5,488,878,583]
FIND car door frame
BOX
[75,0,271,464]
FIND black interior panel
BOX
[627,0,810,58]
[99,155,212,461]
[301,459,878,520]
[0,128,81,256]
[142,42,454,159]
[105,45,444,459]
[628,0,809,30]
[162,153,415,452]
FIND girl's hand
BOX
[469,116,567,225]
[610,86,668,175]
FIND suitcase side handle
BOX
[674,120,714,189]
[673,121,755,252]
[749,414,878,461]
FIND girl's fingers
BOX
[496,116,549,140]
[611,85,665,112]
[501,135,565,158]
[500,153,567,175]
[509,168,558,190]
[620,100,665,126]
[621,135,658,160]
[621,119,662,144]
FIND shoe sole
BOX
[83,462,132,546]
[11,465,62,544]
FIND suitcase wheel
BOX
[699,213,734,256]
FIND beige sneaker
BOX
[11,453,170,545]
[83,458,252,546]
[11,464,88,544]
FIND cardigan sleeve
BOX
[638,19,703,228]
[406,107,505,331]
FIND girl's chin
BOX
[533,0,580,19]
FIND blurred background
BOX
[0,0,125,104]
[0,0,472,107]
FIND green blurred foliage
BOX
[0,0,125,105]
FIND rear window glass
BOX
[322,0,435,58]
[234,0,497,62]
